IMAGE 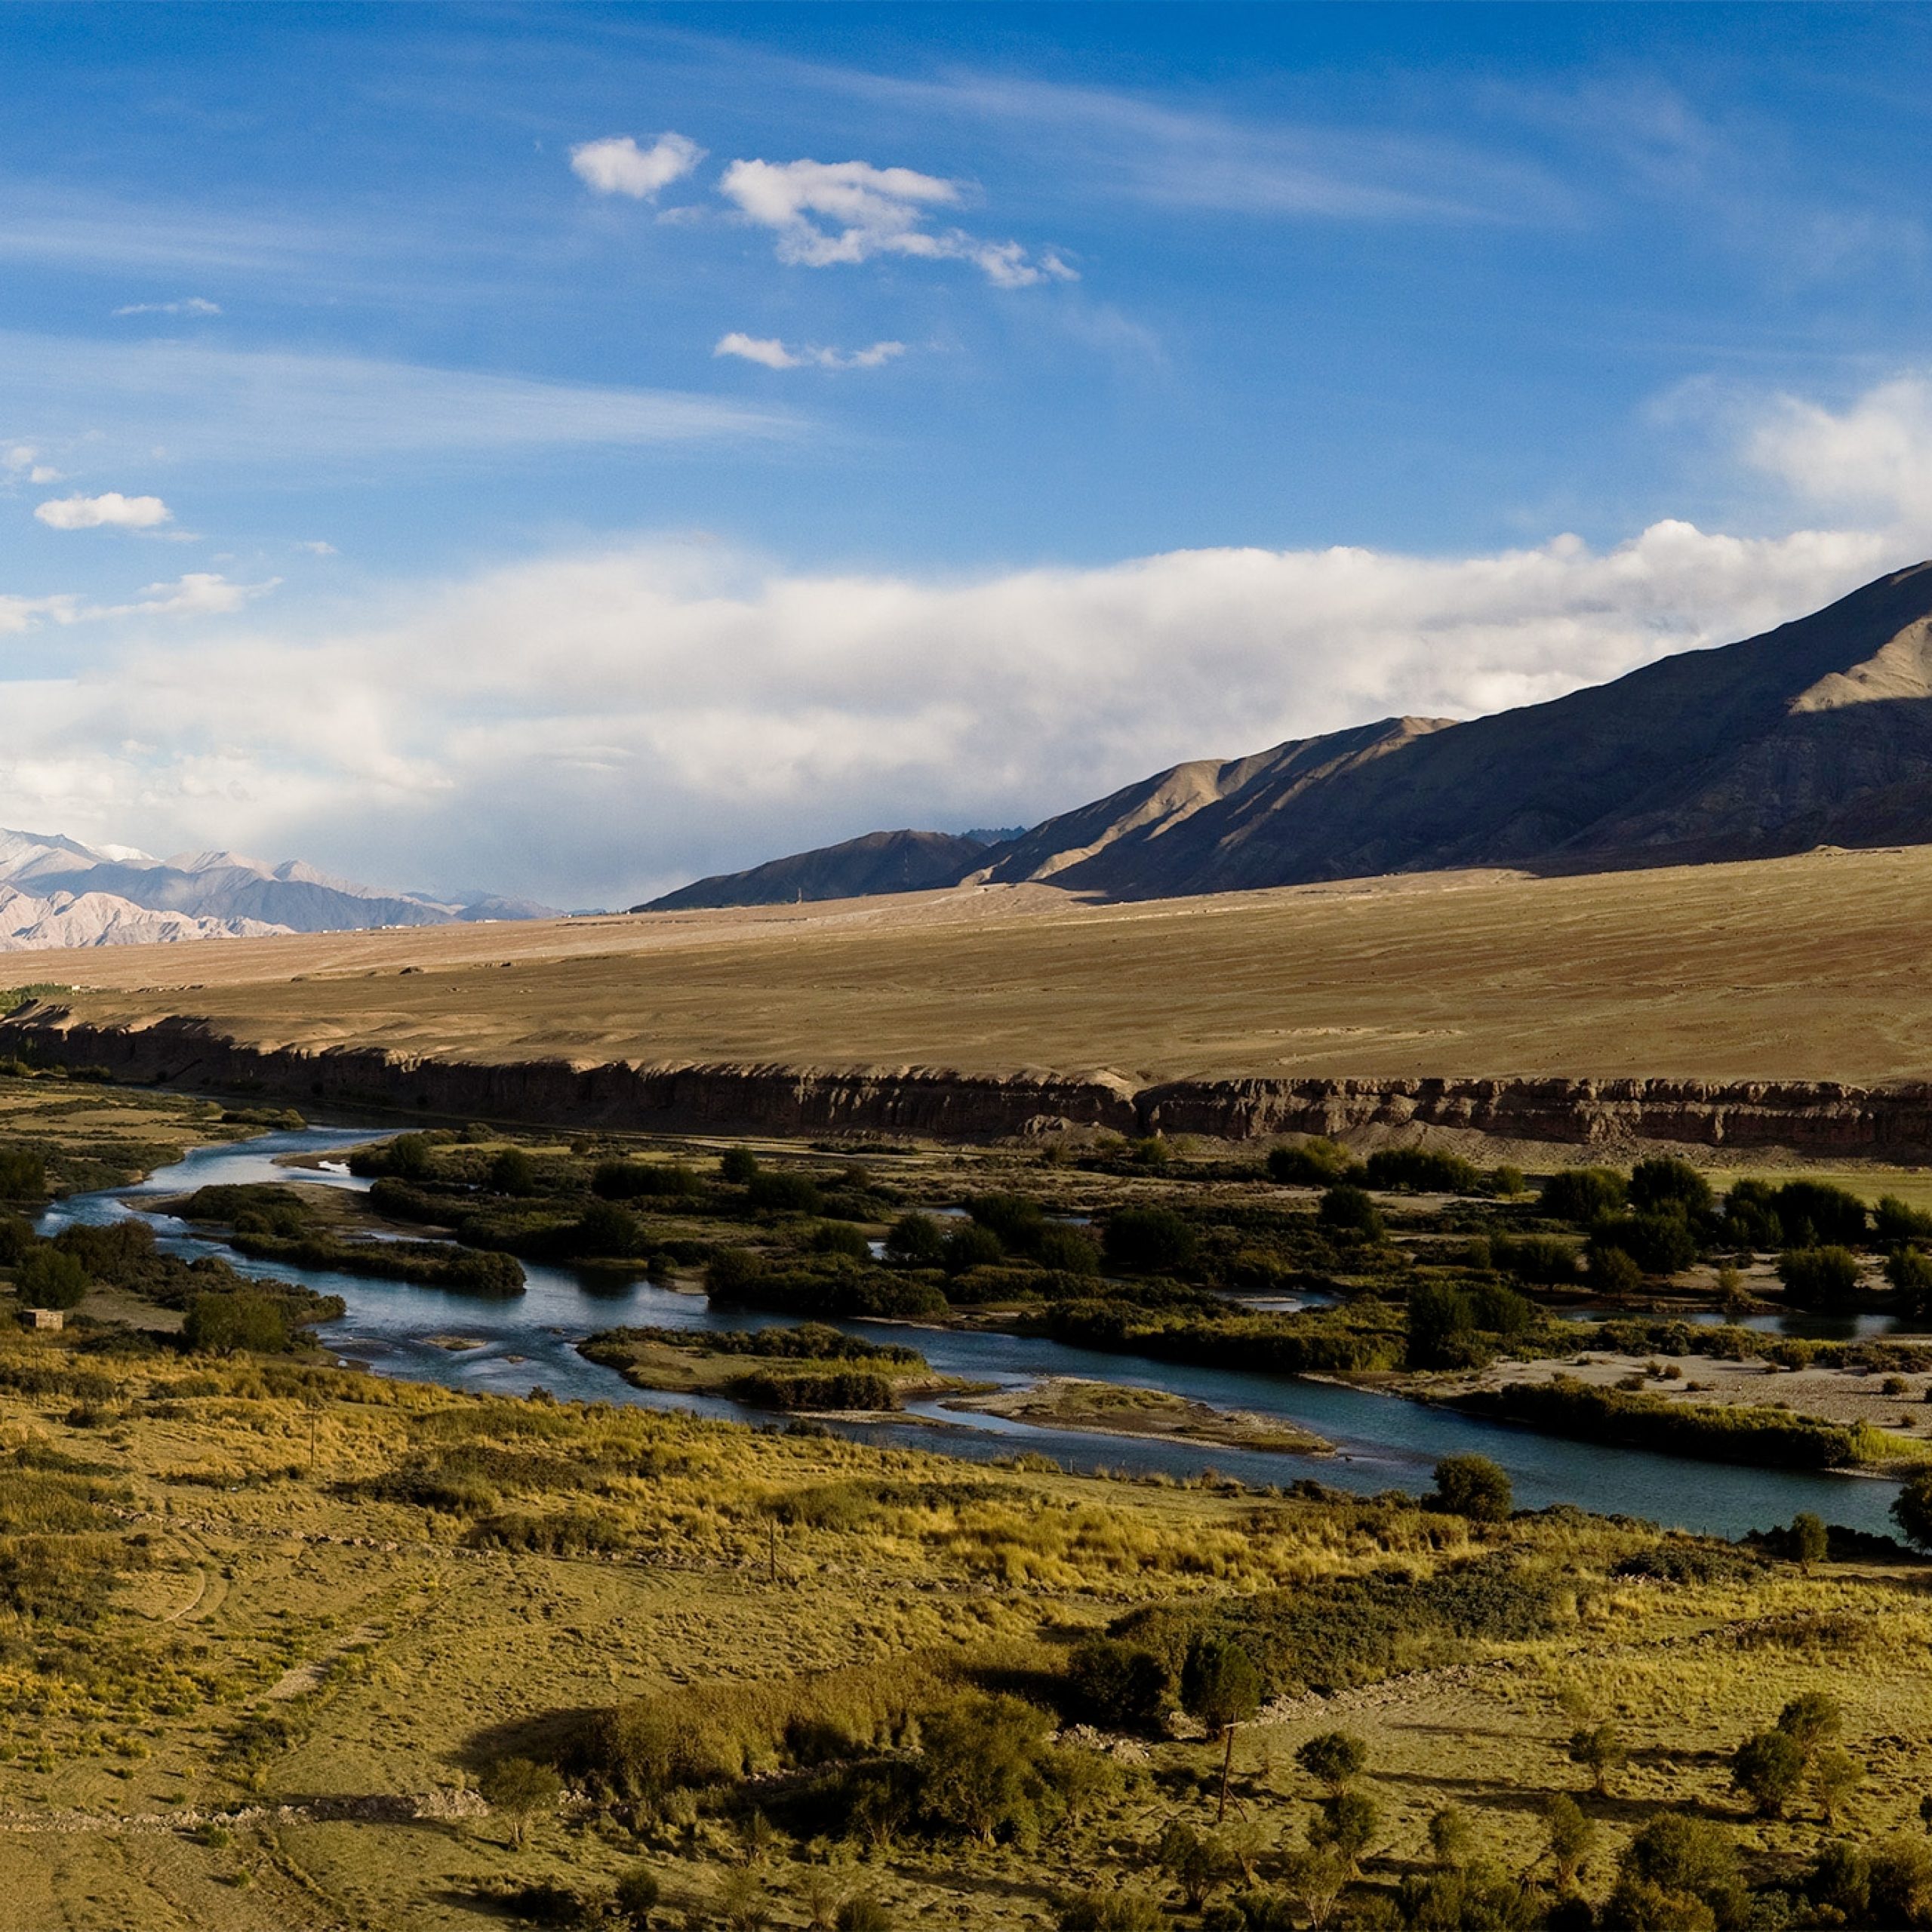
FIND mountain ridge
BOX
[643,559,1932,910]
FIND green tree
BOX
[1318,1184,1383,1239]
[1066,1638,1171,1734]
[1157,1818,1223,1909]
[489,1147,540,1196]
[916,1694,1057,1846]
[1266,1139,1360,1186]
[883,1212,945,1267]
[1308,1790,1377,1875]
[1295,1730,1367,1795]
[1789,1511,1829,1573]
[0,1146,46,1200]
[1780,1244,1863,1309]
[1629,1158,1714,1217]
[1872,1836,1932,1927]
[1180,1635,1260,1729]
[481,1755,562,1847]
[1731,1727,1807,1817]
[14,1245,88,1310]
[183,1289,294,1355]
[1102,1206,1198,1276]
[1589,1244,1644,1295]
[1541,1167,1628,1223]
[1430,1454,1512,1522]
[1607,1814,1740,1932]
[941,1223,1004,1275]
[1544,1792,1595,1890]
[720,1146,759,1183]
[1811,1746,1863,1825]
[1277,1847,1349,1931]
[1567,1723,1626,1797]
[612,1866,661,1928]
[1776,1690,1843,1752]
[1897,1469,1932,1552]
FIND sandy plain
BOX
[8,843,1932,1086]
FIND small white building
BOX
[28,1308,63,1332]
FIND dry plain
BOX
[9,843,1932,1088]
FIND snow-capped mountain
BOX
[0,830,555,951]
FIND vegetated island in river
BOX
[944,1375,1332,1454]
[577,1322,966,1414]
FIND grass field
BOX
[9,843,1932,1085]
[5,1327,1932,1930]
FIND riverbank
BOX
[943,1375,1333,1454]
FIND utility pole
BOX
[1217,1723,1237,1823]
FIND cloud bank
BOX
[0,514,1902,906]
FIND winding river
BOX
[37,1127,1909,1542]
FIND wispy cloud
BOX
[718,156,1075,287]
[570,132,705,199]
[3,444,60,485]
[34,491,172,531]
[715,332,904,371]
[113,297,222,317]
[0,334,798,469]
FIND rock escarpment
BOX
[7,1011,1931,1157]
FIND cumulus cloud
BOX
[714,332,904,371]
[718,156,1073,286]
[33,491,171,530]
[109,572,278,618]
[570,133,705,199]
[113,296,221,316]
[4,444,60,484]
[1746,374,1932,527]
[0,513,1899,906]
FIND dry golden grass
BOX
[13,844,1932,1086]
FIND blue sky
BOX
[5,5,1932,904]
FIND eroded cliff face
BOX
[6,1009,1931,1157]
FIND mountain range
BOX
[0,832,555,952]
[640,560,1932,909]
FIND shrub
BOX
[1732,1727,1807,1816]
[1066,1638,1171,1734]
[1889,1245,1932,1309]
[1364,1147,1482,1194]
[15,1246,88,1310]
[1429,1454,1512,1522]
[806,1221,871,1260]
[942,1223,1004,1275]
[1779,1245,1863,1309]
[1180,1634,1260,1728]
[481,1755,562,1847]
[1789,1511,1829,1571]
[575,1199,641,1259]
[1871,1836,1932,1928]
[612,1866,661,1927]
[489,1148,540,1197]
[1295,1730,1366,1794]
[1158,1818,1223,1909]
[1567,1722,1626,1796]
[1057,1889,1165,1932]
[835,1898,893,1932]
[1318,1185,1383,1238]
[1034,1224,1100,1275]
[969,1194,1046,1248]
[1807,1840,1871,1923]
[1776,1690,1843,1752]
[720,1146,759,1183]
[1609,1814,1740,1929]
[1542,1167,1627,1223]
[1629,1158,1714,1217]
[183,1290,295,1355]
[1102,1207,1198,1277]
[748,1171,824,1215]
[1774,1179,1869,1247]
[1589,1244,1644,1295]
[1266,1139,1361,1186]
[1591,1211,1700,1275]
[1307,1789,1377,1872]
[1489,1232,1580,1284]
[1879,1197,1932,1243]
[0,1146,46,1200]
[1407,1282,1483,1371]
[1545,1792,1595,1890]
[884,1213,946,1267]
[1719,1177,1783,1249]
[1900,1468,1932,1552]
[917,1694,1060,1846]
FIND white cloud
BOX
[570,133,705,199]
[297,540,337,555]
[113,297,221,316]
[34,491,172,531]
[714,332,904,371]
[1746,375,1932,527]
[718,156,1073,286]
[0,512,1898,906]
[3,445,60,485]
[112,572,278,618]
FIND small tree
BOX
[1567,1723,1626,1797]
[1609,1814,1741,1931]
[1789,1512,1829,1574]
[1544,1792,1595,1890]
[1157,1818,1223,1909]
[1811,1746,1863,1826]
[720,1146,759,1184]
[481,1755,562,1847]
[14,1246,88,1310]
[1732,1728,1807,1817]
[1896,1469,1932,1552]
[489,1147,539,1196]
[1308,1791,1377,1875]
[1427,1803,1471,1869]
[1777,1691,1843,1752]
[1779,1245,1863,1310]
[1588,1245,1644,1296]
[917,1694,1057,1846]
[1295,1731,1367,1795]
[1318,1185,1383,1240]
[883,1212,946,1268]
[1873,1836,1932,1926]
[1278,1847,1349,1931]
[1180,1635,1260,1729]
[1430,1454,1512,1522]
[1102,1206,1198,1276]
[613,1866,661,1929]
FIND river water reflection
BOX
[37,1128,1908,1541]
